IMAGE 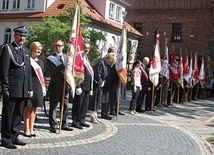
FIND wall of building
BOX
[125,0,214,59]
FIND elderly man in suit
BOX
[71,42,93,129]
[46,40,73,133]
[0,26,33,149]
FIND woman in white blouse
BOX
[129,60,142,114]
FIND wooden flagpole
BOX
[59,81,66,133]
[150,84,155,111]
[116,82,121,120]
[158,77,163,107]
[170,80,173,105]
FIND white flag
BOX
[149,34,161,86]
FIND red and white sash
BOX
[30,57,46,96]
[140,65,148,81]
[84,57,94,94]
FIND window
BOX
[116,6,121,21]
[171,23,182,42]
[134,22,142,33]
[1,0,9,10]
[109,3,115,19]
[11,0,20,9]
[4,28,11,44]
[26,0,35,9]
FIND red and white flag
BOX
[193,53,199,86]
[65,3,84,98]
[115,25,127,85]
[149,34,161,86]
[160,43,169,78]
[199,56,205,86]
[169,50,179,84]
[183,53,189,82]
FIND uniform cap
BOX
[13,26,28,36]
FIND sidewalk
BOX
[0,90,214,155]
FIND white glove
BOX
[100,81,105,87]
[76,88,82,95]
[147,87,151,91]
[28,91,33,98]
[139,85,142,91]
[133,86,137,92]
[42,87,47,97]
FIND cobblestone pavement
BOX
[0,91,214,155]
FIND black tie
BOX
[59,55,63,63]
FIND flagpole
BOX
[150,84,155,111]
[158,77,163,107]
[59,81,66,133]
[116,82,121,119]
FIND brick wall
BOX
[125,0,214,60]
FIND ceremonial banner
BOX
[65,3,84,98]
[178,51,184,88]
[115,25,127,85]
[193,53,199,86]
[199,56,205,86]
[169,50,179,84]
[149,34,161,86]
[183,53,189,82]
[160,43,169,78]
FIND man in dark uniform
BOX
[72,42,93,129]
[0,26,33,149]
[46,40,73,133]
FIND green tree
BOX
[26,2,105,73]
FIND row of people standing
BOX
[0,25,123,150]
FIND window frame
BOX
[11,0,20,10]
[0,0,9,10]
[4,28,12,44]
[115,6,121,22]
[109,2,115,19]
[26,0,35,9]
[171,23,182,43]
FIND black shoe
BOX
[12,138,26,146]
[50,127,57,133]
[118,111,125,115]
[71,124,83,129]
[101,114,112,120]
[23,133,32,138]
[62,126,74,131]
[110,111,116,116]
[135,109,144,113]
[80,123,90,128]
[2,143,17,149]
[31,134,36,137]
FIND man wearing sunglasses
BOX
[46,40,73,133]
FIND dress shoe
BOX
[50,127,57,133]
[12,138,26,146]
[110,111,116,116]
[62,126,74,131]
[119,111,125,115]
[71,124,83,129]
[31,134,36,137]
[23,133,32,138]
[80,123,90,128]
[136,109,144,113]
[101,114,112,120]
[2,143,17,149]
[129,111,135,114]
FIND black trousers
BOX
[1,95,25,145]
[72,91,90,125]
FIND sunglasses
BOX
[55,45,63,47]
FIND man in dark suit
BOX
[46,40,73,133]
[0,26,32,149]
[136,57,150,112]
[72,42,93,129]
